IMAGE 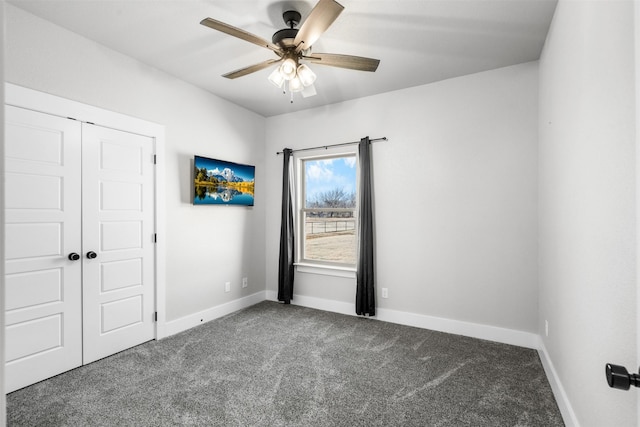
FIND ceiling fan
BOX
[200,0,380,99]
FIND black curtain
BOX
[356,137,375,316]
[278,148,295,304]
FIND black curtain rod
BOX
[276,137,387,155]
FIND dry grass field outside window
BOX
[304,218,356,264]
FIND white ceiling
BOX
[8,0,557,117]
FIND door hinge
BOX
[154,312,158,322]
[153,154,157,164]
[153,233,157,243]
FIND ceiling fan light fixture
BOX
[268,67,285,88]
[289,76,304,93]
[281,58,297,80]
[297,64,316,87]
[203,0,380,106]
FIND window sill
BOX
[295,263,356,279]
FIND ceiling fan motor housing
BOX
[272,10,301,48]
[272,28,298,47]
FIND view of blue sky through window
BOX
[304,156,356,206]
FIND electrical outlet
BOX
[242,277,248,288]
[225,282,231,293]
[545,320,549,337]
[381,288,388,298]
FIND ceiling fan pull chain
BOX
[290,91,294,104]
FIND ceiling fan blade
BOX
[293,0,344,53]
[222,59,282,79]
[304,53,380,72]
[200,18,282,54]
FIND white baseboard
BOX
[266,290,355,316]
[265,291,539,349]
[161,291,266,338]
[163,291,539,349]
[538,341,580,427]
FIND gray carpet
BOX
[8,301,564,426]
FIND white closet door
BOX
[4,106,83,392]
[81,124,156,364]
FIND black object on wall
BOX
[606,363,640,390]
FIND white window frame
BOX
[293,146,359,275]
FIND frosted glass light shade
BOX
[281,58,297,80]
[301,83,317,98]
[268,67,285,88]
[289,76,303,93]
[297,64,316,87]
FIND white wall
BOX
[265,62,539,334]
[4,5,267,322]
[538,1,637,426]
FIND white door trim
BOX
[0,3,6,417]
[635,2,640,426]
[5,83,168,340]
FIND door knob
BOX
[606,363,640,390]
[68,253,80,261]
[86,251,98,259]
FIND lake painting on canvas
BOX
[193,155,255,206]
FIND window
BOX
[297,151,358,268]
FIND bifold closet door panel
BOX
[81,124,156,364]
[4,106,83,393]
